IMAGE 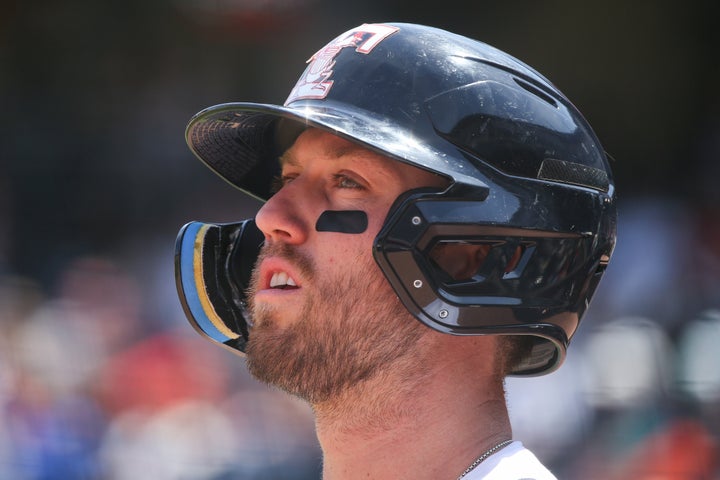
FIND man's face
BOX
[245,128,448,403]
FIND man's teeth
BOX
[270,272,297,288]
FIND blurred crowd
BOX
[0,255,323,479]
[2,0,720,478]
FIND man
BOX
[175,23,616,479]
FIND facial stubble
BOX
[245,243,428,405]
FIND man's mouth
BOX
[269,271,298,290]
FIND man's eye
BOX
[269,174,296,194]
[269,176,283,194]
[335,174,363,189]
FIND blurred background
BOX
[1,0,719,478]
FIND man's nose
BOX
[254,179,313,245]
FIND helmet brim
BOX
[185,100,484,202]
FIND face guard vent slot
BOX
[429,240,527,286]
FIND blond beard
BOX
[245,242,430,406]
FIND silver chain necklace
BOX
[456,439,513,479]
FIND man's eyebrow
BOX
[278,150,299,168]
[326,143,369,159]
[278,142,372,167]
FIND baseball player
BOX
[175,23,616,479]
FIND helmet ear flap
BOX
[174,219,264,354]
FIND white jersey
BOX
[462,441,558,480]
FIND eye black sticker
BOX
[315,210,368,234]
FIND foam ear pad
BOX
[315,210,368,234]
[175,220,263,354]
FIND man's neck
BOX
[312,338,512,480]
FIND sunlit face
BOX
[245,128,448,403]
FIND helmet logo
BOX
[285,23,399,104]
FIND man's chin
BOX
[244,326,374,404]
[245,328,305,389]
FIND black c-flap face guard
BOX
[371,185,610,374]
[174,219,264,355]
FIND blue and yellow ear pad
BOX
[174,219,264,355]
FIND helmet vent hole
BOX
[538,158,610,192]
[513,77,558,108]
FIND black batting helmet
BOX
[175,22,616,375]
